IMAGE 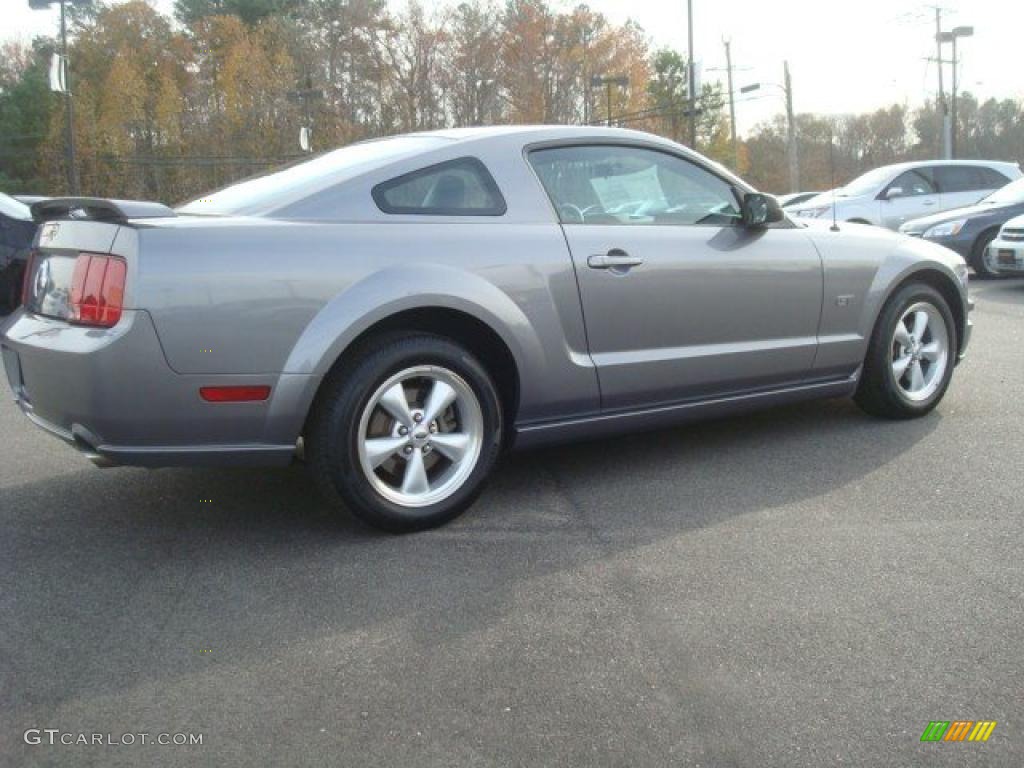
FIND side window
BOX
[888,169,936,197]
[934,165,984,193]
[977,167,1010,190]
[528,144,742,226]
[372,157,506,215]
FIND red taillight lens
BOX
[199,386,271,403]
[69,253,126,327]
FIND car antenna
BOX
[829,127,839,232]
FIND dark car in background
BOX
[0,193,37,315]
[900,177,1024,278]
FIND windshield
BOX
[838,166,901,197]
[0,193,31,220]
[178,135,451,216]
[980,176,1024,205]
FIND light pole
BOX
[939,26,973,158]
[30,0,88,194]
[934,8,950,159]
[686,0,696,148]
[590,75,628,127]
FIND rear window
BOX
[372,157,506,216]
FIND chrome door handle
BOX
[922,200,936,206]
[587,250,644,269]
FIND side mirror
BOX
[741,192,784,227]
[884,186,904,201]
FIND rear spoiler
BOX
[31,197,176,224]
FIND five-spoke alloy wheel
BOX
[889,302,949,403]
[307,333,502,532]
[855,282,956,419]
[357,366,484,508]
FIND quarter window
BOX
[975,167,1011,190]
[528,144,742,226]
[372,157,506,215]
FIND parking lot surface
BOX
[2,280,1022,767]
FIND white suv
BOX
[788,160,1022,229]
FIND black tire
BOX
[970,229,1003,279]
[854,282,956,419]
[306,332,503,532]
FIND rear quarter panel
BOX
[134,219,598,424]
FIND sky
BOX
[6,0,1022,136]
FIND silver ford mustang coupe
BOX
[1,126,972,531]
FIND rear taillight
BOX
[69,253,126,327]
[20,251,37,307]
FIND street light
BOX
[29,0,91,195]
[590,75,628,127]
[939,25,974,158]
[740,66,798,193]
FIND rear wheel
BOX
[307,333,502,532]
[854,283,955,419]
[970,229,1004,279]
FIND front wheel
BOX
[306,333,503,532]
[970,230,1004,279]
[854,283,956,419]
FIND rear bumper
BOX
[1,309,311,467]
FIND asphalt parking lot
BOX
[1,280,1022,767]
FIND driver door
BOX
[879,168,940,229]
[528,143,823,411]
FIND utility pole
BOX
[784,60,798,193]
[723,38,738,169]
[934,7,951,159]
[59,0,78,194]
[287,76,324,152]
[686,0,696,148]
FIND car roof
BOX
[418,124,675,144]
[411,124,751,191]
[877,158,1021,175]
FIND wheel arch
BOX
[311,306,521,441]
[277,265,543,446]
[871,267,966,356]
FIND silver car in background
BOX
[789,159,1021,229]
[1,126,973,531]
